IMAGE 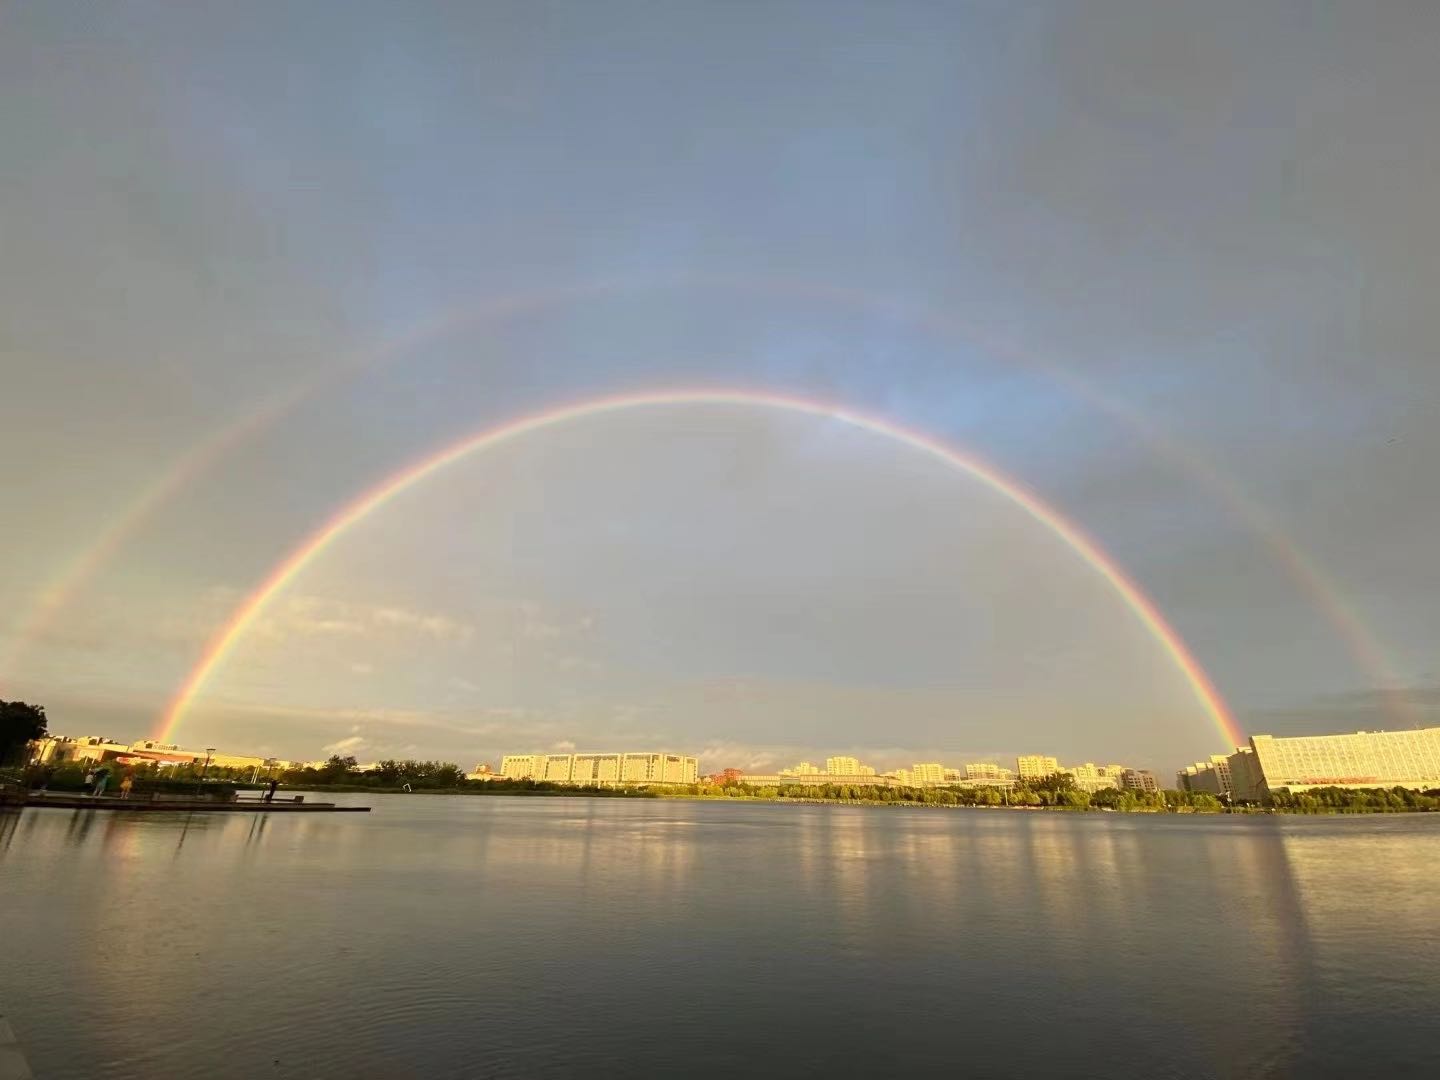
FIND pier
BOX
[9,791,369,813]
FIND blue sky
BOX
[3,1,1439,773]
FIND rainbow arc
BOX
[156,390,1244,749]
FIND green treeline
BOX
[275,756,656,796]
[1264,785,1440,813]
[143,755,1440,812]
[684,773,1224,811]
[279,756,467,789]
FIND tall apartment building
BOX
[1016,755,1061,780]
[826,756,860,775]
[911,762,945,784]
[1177,754,1234,796]
[1226,727,1440,801]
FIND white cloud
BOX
[372,605,474,642]
[322,733,369,756]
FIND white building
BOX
[911,763,945,784]
[1227,728,1440,801]
[1177,754,1234,796]
[965,762,1014,782]
[499,751,696,786]
[1066,762,1122,793]
[1016,755,1060,780]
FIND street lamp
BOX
[195,748,215,798]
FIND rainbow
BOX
[10,277,1406,727]
[155,389,1243,749]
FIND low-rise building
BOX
[500,754,539,780]
[28,735,289,773]
[500,751,697,786]
[1065,762,1122,793]
[1120,769,1159,793]
[965,762,1014,782]
[739,772,898,789]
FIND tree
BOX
[318,755,359,783]
[371,759,403,785]
[0,700,47,765]
[431,762,464,787]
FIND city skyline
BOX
[31,721,1433,795]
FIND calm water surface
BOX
[3,797,1438,1078]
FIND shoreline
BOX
[275,787,1439,815]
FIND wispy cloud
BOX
[518,603,596,642]
[250,594,475,644]
[322,733,369,756]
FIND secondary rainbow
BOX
[156,389,1243,748]
[15,276,1402,722]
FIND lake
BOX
[3,797,1438,1078]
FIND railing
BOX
[232,792,306,804]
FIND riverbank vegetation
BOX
[1263,785,1440,813]
[695,774,1226,812]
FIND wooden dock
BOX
[16,793,369,813]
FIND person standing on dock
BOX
[119,773,134,799]
[264,777,279,803]
[92,766,110,798]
